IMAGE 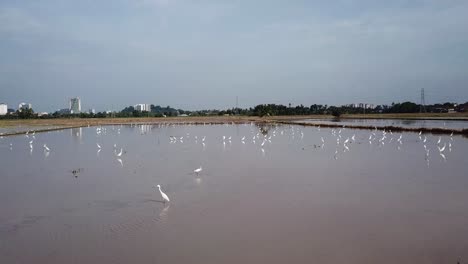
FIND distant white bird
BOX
[97,143,101,149]
[43,144,50,152]
[321,137,325,143]
[419,131,422,136]
[156,185,170,203]
[194,166,202,174]
[438,143,446,153]
[29,140,33,144]
[437,136,441,144]
[241,136,245,141]
[423,136,427,143]
[116,148,123,157]
[351,135,355,141]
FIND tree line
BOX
[1,101,466,119]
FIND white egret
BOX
[438,143,446,153]
[156,185,170,203]
[97,143,101,149]
[116,148,123,157]
[43,144,50,152]
[194,166,202,174]
[437,136,441,144]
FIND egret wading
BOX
[156,185,170,203]
[194,166,202,175]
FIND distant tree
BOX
[331,108,341,118]
[17,108,34,119]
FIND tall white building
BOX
[70,97,81,114]
[18,102,32,111]
[135,104,151,112]
[0,103,7,115]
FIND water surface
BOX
[296,118,468,130]
[0,124,467,263]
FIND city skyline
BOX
[1,1,468,112]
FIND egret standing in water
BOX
[116,148,123,157]
[43,144,50,152]
[156,185,170,203]
[194,166,202,175]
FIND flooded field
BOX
[296,118,468,130]
[0,123,467,264]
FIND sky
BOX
[1,0,468,112]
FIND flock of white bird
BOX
[0,122,459,203]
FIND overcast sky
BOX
[1,0,467,112]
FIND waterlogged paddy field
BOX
[296,118,468,130]
[0,123,467,264]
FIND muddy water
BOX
[0,124,467,264]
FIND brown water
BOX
[0,124,467,264]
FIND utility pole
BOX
[236,96,238,115]
[420,88,426,113]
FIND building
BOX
[135,104,151,112]
[0,103,7,115]
[18,102,32,111]
[69,97,81,114]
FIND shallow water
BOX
[0,124,467,264]
[296,118,468,130]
